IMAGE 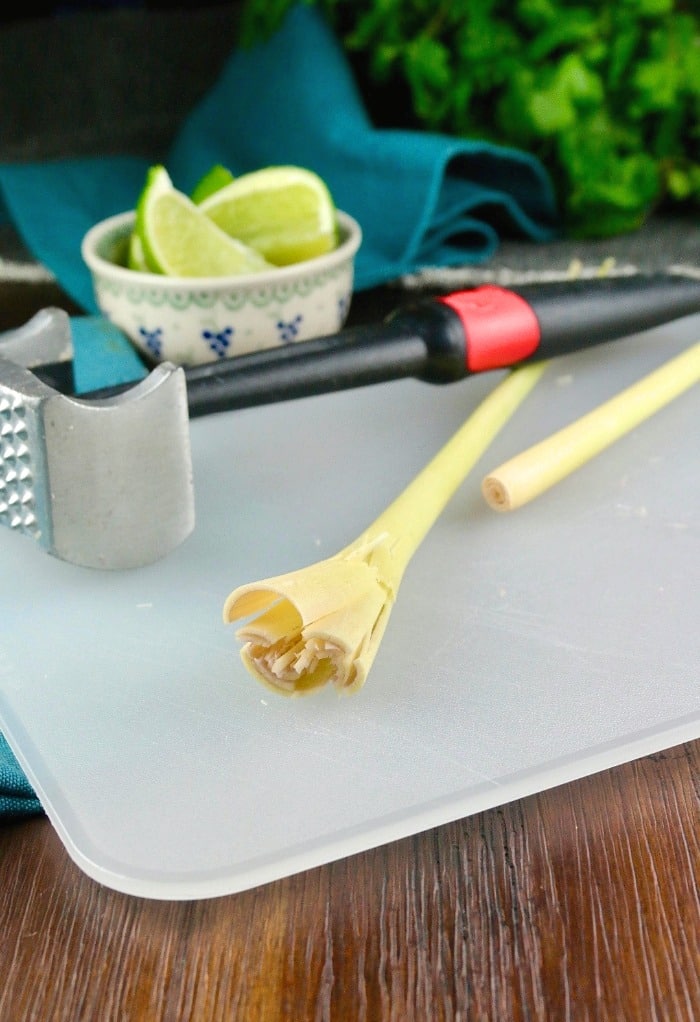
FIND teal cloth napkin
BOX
[0,734,42,818]
[0,4,558,314]
[0,3,558,819]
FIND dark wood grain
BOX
[2,740,698,1022]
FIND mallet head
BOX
[0,309,194,569]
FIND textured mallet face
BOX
[0,388,43,541]
[0,310,75,552]
[0,384,44,543]
[0,358,54,551]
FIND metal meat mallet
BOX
[3,272,700,570]
[0,308,193,570]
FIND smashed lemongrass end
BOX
[482,341,700,512]
[223,362,547,695]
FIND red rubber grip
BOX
[438,285,541,372]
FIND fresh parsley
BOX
[240,0,700,238]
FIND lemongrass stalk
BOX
[482,340,700,513]
[223,362,546,697]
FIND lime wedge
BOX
[136,165,271,277]
[127,230,151,272]
[191,163,235,204]
[200,164,338,265]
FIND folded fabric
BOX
[0,733,43,818]
[0,156,151,313]
[0,3,559,315]
[69,314,148,392]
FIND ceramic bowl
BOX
[81,209,362,366]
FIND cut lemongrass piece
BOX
[482,341,700,513]
[223,362,547,696]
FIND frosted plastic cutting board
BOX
[2,315,699,900]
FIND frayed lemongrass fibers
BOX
[482,341,700,512]
[223,363,547,696]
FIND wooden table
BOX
[1,740,698,1021]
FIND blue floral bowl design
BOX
[81,209,362,366]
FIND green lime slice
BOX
[200,164,338,265]
[191,163,235,204]
[136,165,271,277]
[127,230,151,272]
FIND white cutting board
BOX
[2,316,699,900]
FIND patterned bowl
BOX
[81,209,362,366]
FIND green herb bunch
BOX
[240,0,700,238]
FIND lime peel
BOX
[191,163,235,204]
[127,231,150,272]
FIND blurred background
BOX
[1,0,698,327]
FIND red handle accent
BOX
[438,285,541,372]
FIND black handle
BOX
[524,273,700,359]
[182,319,427,416]
[57,272,700,415]
[182,300,472,417]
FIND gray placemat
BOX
[400,212,700,291]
